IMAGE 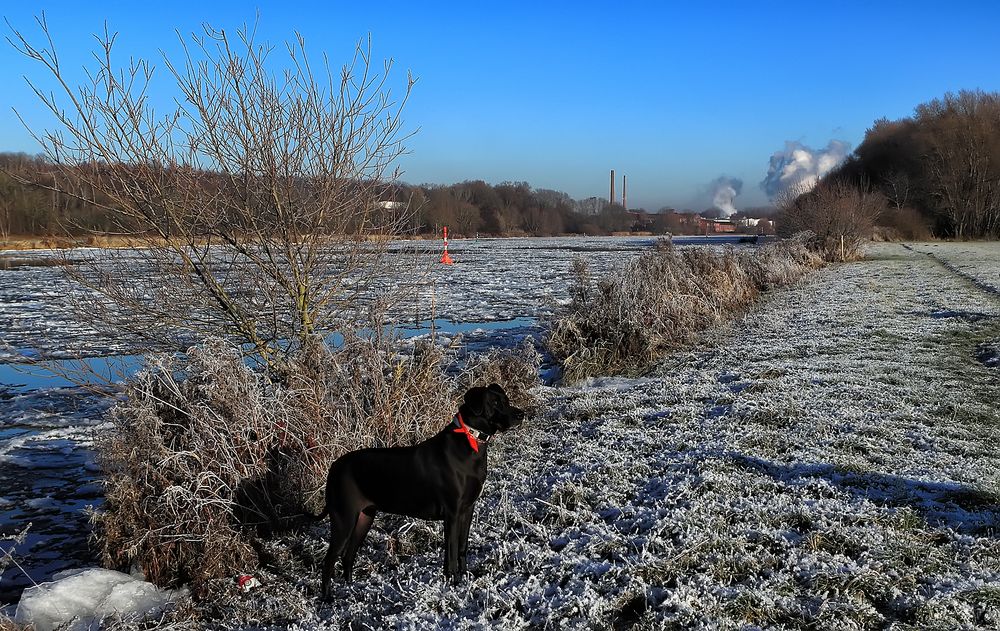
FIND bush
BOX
[94,335,539,592]
[545,236,822,381]
[875,206,934,241]
[775,181,885,261]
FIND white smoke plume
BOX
[760,140,851,199]
[708,176,743,218]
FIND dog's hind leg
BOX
[342,508,375,583]
[321,510,354,599]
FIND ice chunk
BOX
[14,568,185,631]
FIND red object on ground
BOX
[237,575,259,591]
[440,226,454,265]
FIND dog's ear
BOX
[487,383,506,397]
[463,386,494,419]
[487,383,511,408]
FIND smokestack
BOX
[610,169,615,205]
[622,175,627,210]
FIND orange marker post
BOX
[440,226,454,265]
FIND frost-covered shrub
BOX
[95,334,540,592]
[741,232,825,290]
[546,235,823,381]
[455,337,541,411]
[276,336,455,517]
[95,343,273,590]
[776,180,886,261]
[95,337,452,590]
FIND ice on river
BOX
[14,568,185,630]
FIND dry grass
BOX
[0,236,83,250]
[0,616,28,631]
[0,528,30,630]
[455,338,542,412]
[94,334,540,593]
[0,525,31,617]
[546,235,824,381]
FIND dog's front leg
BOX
[456,506,475,578]
[322,510,355,599]
[443,513,461,582]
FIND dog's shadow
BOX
[727,452,1000,537]
[232,447,299,537]
[304,516,446,597]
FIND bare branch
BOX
[7,17,424,370]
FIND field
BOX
[2,239,1000,628]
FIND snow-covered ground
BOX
[4,239,1000,629]
[906,241,1000,372]
[907,241,1000,295]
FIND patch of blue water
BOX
[0,355,143,392]
[0,318,538,391]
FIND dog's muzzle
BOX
[507,408,526,429]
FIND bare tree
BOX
[454,202,481,236]
[6,15,421,367]
[882,170,911,212]
[522,205,544,235]
[847,90,1000,239]
[925,113,1000,239]
[0,176,12,245]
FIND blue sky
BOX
[3,1,1000,210]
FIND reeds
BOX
[546,235,824,381]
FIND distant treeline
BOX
[395,180,632,236]
[392,181,772,237]
[831,89,1000,239]
[0,153,773,239]
[0,152,117,237]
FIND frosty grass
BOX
[4,239,999,629]
[170,241,1000,630]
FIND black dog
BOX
[315,383,524,596]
